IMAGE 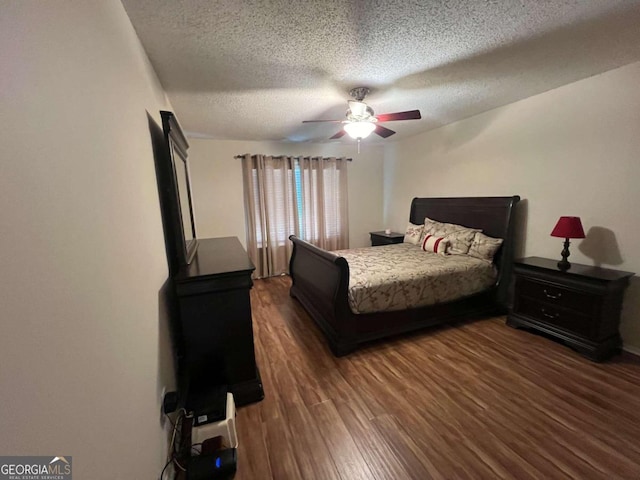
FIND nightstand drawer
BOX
[515,296,593,337]
[517,277,595,315]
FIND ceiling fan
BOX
[302,87,421,141]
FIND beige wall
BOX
[3,6,635,476]
[188,139,385,248]
[383,61,640,352]
[0,2,175,478]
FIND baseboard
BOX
[623,344,640,357]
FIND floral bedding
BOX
[335,243,497,314]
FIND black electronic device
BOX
[187,448,237,480]
[162,391,179,415]
[187,385,227,427]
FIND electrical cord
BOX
[166,408,188,462]
[159,457,187,480]
[173,457,187,472]
[164,412,176,430]
[158,458,173,480]
[159,407,190,479]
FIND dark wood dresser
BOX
[507,256,634,361]
[369,231,404,246]
[175,237,264,406]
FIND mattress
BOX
[335,243,497,314]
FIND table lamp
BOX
[550,216,585,271]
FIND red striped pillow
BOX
[422,234,448,255]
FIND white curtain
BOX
[241,154,349,278]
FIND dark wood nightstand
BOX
[507,256,634,361]
[369,231,404,246]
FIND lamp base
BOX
[558,238,571,272]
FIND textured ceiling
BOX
[122,0,640,143]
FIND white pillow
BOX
[404,223,424,245]
[468,232,503,262]
[423,217,479,255]
[421,234,448,255]
[422,217,442,237]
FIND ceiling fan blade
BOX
[374,125,396,138]
[330,130,346,139]
[375,110,421,122]
[302,119,343,123]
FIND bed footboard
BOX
[288,236,356,355]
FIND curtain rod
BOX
[234,154,352,162]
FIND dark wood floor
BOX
[234,276,640,479]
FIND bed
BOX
[288,196,520,356]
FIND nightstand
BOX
[369,231,404,246]
[507,256,634,361]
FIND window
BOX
[241,154,349,278]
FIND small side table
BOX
[369,231,404,247]
[507,256,634,361]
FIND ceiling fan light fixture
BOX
[344,121,376,139]
[348,100,368,118]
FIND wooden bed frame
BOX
[288,196,521,356]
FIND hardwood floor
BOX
[234,276,640,479]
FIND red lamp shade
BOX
[550,216,585,239]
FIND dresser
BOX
[175,237,264,406]
[369,231,404,246]
[507,256,634,361]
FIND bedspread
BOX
[335,243,497,314]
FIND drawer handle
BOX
[543,289,562,300]
[541,308,560,320]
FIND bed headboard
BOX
[409,196,521,307]
[409,196,520,240]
